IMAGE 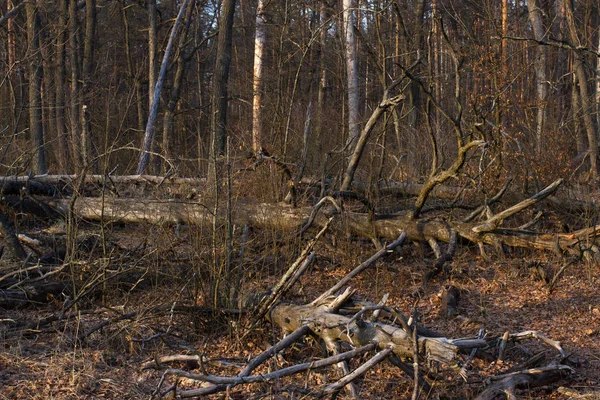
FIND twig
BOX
[322,348,393,396]
[171,344,377,397]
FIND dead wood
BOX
[29,178,597,258]
[142,238,572,399]
[0,281,66,308]
[474,363,574,400]
[0,210,28,260]
[0,174,205,187]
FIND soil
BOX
[1,218,599,399]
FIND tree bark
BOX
[527,0,548,156]
[121,3,145,136]
[341,94,405,191]
[81,0,96,168]
[210,0,237,160]
[343,0,360,148]
[137,0,192,174]
[69,0,82,169]
[26,0,46,174]
[148,0,157,110]
[564,0,597,180]
[251,0,267,154]
[0,210,28,261]
[40,179,600,256]
[55,0,70,172]
[161,0,195,174]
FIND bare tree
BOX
[527,0,548,156]
[55,0,70,172]
[69,0,82,169]
[210,0,237,161]
[564,0,597,180]
[251,0,267,155]
[26,0,46,173]
[136,0,192,175]
[343,0,360,148]
[81,0,96,168]
[161,0,195,174]
[121,2,145,136]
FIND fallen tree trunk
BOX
[4,174,599,215]
[41,180,599,256]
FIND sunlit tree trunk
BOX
[501,0,508,77]
[251,0,266,155]
[564,0,597,180]
[26,0,46,173]
[343,0,360,148]
[527,0,548,156]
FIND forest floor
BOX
[1,217,599,399]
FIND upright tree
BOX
[251,0,267,155]
[343,0,360,148]
[527,0,548,156]
[161,0,195,174]
[55,0,70,171]
[564,0,597,180]
[69,0,82,169]
[26,0,46,173]
[137,0,192,175]
[210,0,237,160]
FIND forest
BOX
[0,0,599,399]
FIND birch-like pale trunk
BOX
[251,0,267,154]
[343,0,360,148]
[527,0,548,156]
[137,0,191,175]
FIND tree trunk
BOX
[527,0,548,156]
[209,0,237,180]
[343,0,360,148]
[26,0,46,174]
[80,0,96,169]
[315,1,328,153]
[55,0,70,172]
[137,0,192,175]
[121,3,145,136]
[251,0,267,154]
[564,0,597,180]
[161,1,195,174]
[69,0,82,170]
[40,178,600,257]
[148,0,157,110]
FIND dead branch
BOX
[475,363,574,400]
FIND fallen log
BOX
[41,180,599,256]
